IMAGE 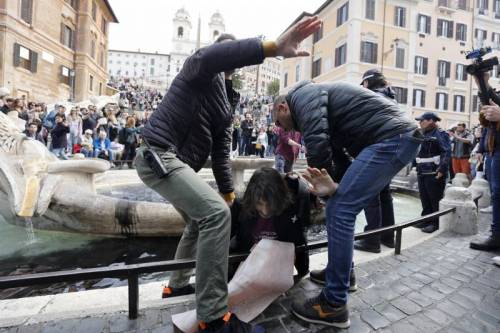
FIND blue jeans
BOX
[275,154,293,173]
[323,131,421,305]
[51,148,68,160]
[490,152,500,235]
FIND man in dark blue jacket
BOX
[273,81,421,328]
[414,112,451,233]
[135,16,321,333]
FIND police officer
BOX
[415,112,451,233]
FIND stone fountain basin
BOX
[0,158,275,237]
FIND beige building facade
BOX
[240,57,282,96]
[280,0,500,129]
[0,0,118,103]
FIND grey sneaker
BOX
[291,293,350,328]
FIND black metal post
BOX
[128,273,139,319]
[395,229,402,255]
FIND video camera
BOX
[465,47,499,76]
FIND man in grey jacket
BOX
[273,81,421,328]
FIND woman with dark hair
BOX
[229,167,311,279]
[162,167,312,299]
[119,116,139,169]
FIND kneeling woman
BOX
[229,167,310,279]
[162,167,311,298]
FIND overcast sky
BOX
[107,0,324,53]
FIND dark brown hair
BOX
[241,167,293,218]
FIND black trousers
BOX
[363,184,395,245]
[418,175,446,228]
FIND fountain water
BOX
[24,217,36,244]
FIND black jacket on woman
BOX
[142,38,265,194]
[229,175,311,276]
[50,123,69,149]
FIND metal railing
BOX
[0,208,458,319]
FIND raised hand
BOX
[481,99,500,122]
[276,16,322,58]
[301,167,338,197]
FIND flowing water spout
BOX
[24,217,36,244]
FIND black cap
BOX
[360,69,384,85]
[415,112,441,122]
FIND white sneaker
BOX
[480,206,493,214]
[493,256,500,266]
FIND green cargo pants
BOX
[135,147,230,322]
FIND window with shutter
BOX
[312,59,322,77]
[447,21,454,38]
[396,48,405,68]
[394,7,406,27]
[284,73,288,87]
[337,2,349,27]
[415,56,428,74]
[313,25,323,43]
[413,89,426,107]
[335,43,347,67]
[60,66,71,85]
[393,87,408,104]
[13,43,21,67]
[92,1,97,21]
[21,0,33,24]
[361,41,377,64]
[14,44,37,73]
[365,0,375,20]
[456,23,467,41]
[417,15,431,34]
[295,64,300,82]
[437,19,443,37]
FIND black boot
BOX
[421,224,439,233]
[381,237,395,248]
[470,234,500,251]
[353,239,381,253]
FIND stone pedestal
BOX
[451,173,470,188]
[469,178,491,208]
[440,187,478,235]
[231,158,274,196]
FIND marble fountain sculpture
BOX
[0,111,273,237]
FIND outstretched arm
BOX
[182,16,321,84]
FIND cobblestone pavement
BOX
[1,215,499,333]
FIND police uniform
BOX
[415,115,451,232]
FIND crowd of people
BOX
[108,76,163,113]
[0,88,144,167]
[2,15,499,332]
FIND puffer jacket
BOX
[142,38,265,194]
[286,81,416,175]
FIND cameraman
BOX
[470,72,500,251]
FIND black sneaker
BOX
[353,239,381,253]
[291,293,350,328]
[309,269,357,292]
[162,284,195,298]
[197,312,265,333]
[470,234,500,251]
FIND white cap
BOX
[0,87,10,98]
